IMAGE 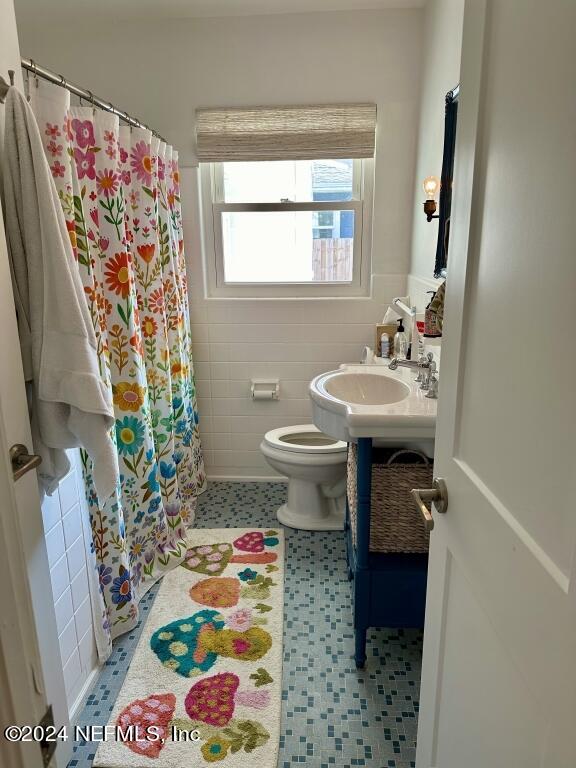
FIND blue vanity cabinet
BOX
[346,437,429,669]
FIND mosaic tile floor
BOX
[68,482,423,768]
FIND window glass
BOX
[221,209,356,283]
[222,159,354,203]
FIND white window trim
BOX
[199,158,374,299]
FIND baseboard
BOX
[206,474,288,483]
[69,666,101,724]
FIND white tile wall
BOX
[181,168,408,479]
[41,452,99,714]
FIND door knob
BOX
[410,477,448,531]
[10,443,42,482]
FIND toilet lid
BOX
[263,424,347,454]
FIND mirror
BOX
[434,84,459,277]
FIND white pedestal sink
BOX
[309,364,437,444]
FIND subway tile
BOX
[198,415,213,435]
[74,597,93,642]
[211,398,231,418]
[59,470,79,514]
[195,379,211,399]
[62,505,83,549]
[78,628,98,675]
[229,433,268,452]
[59,617,79,667]
[209,343,229,362]
[190,303,208,326]
[210,416,231,433]
[190,323,209,344]
[208,322,374,345]
[210,362,229,380]
[193,361,211,381]
[70,566,90,612]
[66,536,87,580]
[62,647,82,703]
[196,396,212,417]
[277,380,313,399]
[227,361,338,381]
[200,449,214,469]
[210,379,230,398]
[45,522,65,568]
[192,342,210,362]
[199,433,231,452]
[224,398,311,418]
[41,491,62,534]
[212,450,273,469]
[50,555,71,603]
[54,588,74,636]
[197,296,387,326]
[210,415,297,435]
[226,342,363,364]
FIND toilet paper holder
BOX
[251,378,279,400]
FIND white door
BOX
[416,1,576,766]
[0,32,71,766]
[0,203,71,768]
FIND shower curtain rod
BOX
[21,58,168,143]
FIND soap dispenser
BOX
[393,319,408,358]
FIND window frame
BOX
[200,158,374,298]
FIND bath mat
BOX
[94,528,284,767]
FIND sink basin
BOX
[324,372,410,405]
[309,364,437,442]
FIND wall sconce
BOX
[422,176,440,222]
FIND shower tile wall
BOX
[181,168,408,480]
[41,451,98,716]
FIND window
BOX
[201,158,373,297]
[196,102,376,297]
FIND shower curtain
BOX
[30,80,206,661]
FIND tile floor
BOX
[68,482,423,767]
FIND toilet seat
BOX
[263,424,347,455]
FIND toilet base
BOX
[276,483,345,531]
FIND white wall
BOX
[17,9,423,478]
[407,0,464,310]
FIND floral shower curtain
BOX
[30,81,206,661]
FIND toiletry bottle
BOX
[394,319,408,358]
[380,332,389,358]
[424,290,442,337]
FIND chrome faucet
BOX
[388,352,439,399]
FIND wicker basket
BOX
[347,444,432,554]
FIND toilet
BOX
[260,424,348,531]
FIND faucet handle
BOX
[414,354,428,382]
[425,373,439,399]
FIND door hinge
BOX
[39,706,57,768]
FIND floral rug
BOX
[94,528,284,767]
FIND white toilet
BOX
[260,424,348,531]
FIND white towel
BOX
[3,86,118,500]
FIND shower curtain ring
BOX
[58,73,67,88]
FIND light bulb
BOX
[422,176,439,200]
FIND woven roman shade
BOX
[195,103,377,162]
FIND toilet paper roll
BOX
[252,389,275,400]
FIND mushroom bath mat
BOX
[94,528,284,767]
